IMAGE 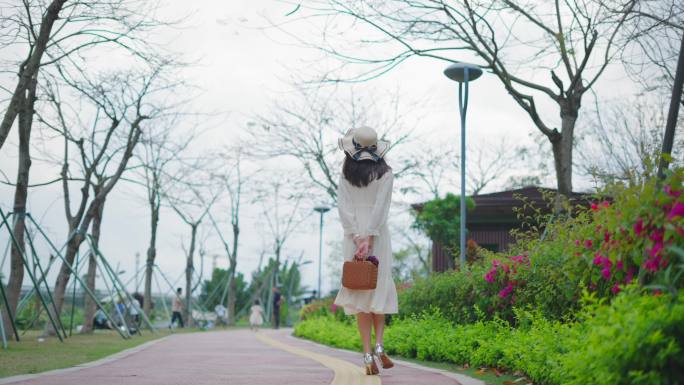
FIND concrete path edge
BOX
[0,336,170,385]
[286,334,485,385]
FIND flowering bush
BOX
[571,168,684,296]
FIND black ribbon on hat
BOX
[352,139,380,162]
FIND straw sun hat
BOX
[338,127,390,162]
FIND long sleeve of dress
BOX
[366,172,394,236]
[337,176,359,236]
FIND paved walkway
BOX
[1,329,481,385]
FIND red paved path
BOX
[3,329,469,385]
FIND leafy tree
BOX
[412,193,475,269]
[199,269,249,313]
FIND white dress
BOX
[334,171,399,315]
[249,305,264,326]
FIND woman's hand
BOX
[353,236,372,261]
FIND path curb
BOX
[0,335,170,385]
[287,334,484,385]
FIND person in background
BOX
[272,286,283,329]
[93,308,112,329]
[249,299,264,331]
[128,296,141,327]
[214,304,227,326]
[170,287,184,328]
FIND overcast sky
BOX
[0,0,648,298]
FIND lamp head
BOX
[314,206,331,213]
[444,62,483,82]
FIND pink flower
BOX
[649,242,664,258]
[584,240,593,249]
[601,267,611,280]
[575,240,581,247]
[611,284,621,294]
[667,202,684,220]
[492,259,501,268]
[602,201,610,208]
[498,284,514,298]
[644,255,662,272]
[484,268,497,283]
[330,304,338,312]
[634,218,645,236]
[593,254,604,266]
[591,203,599,211]
[603,231,611,242]
[616,260,624,270]
[664,185,682,198]
[651,229,664,243]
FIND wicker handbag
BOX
[342,259,378,290]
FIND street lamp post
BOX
[444,62,483,271]
[313,206,331,298]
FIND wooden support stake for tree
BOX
[25,213,127,340]
[0,210,64,342]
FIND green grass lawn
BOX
[0,327,204,378]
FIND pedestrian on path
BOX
[272,286,283,329]
[249,299,264,331]
[334,127,398,376]
[170,287,185,328]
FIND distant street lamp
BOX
[313,206,331,298]
[444,62,483,270]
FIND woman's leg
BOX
[356,312,373,353]
[372,313,385,346]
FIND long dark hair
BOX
[342,154,391,187]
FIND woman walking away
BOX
[334,127,398,375]
[249,299,264,331]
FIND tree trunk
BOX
[226,222,239,325]
[143,201,159,316]
[48,233,83,335]
[551,110,578,198]
[81,191,105,333]
[184,224,197,327]
[2,74,37,331]
[226,262,237,325]
[0,0,67,150]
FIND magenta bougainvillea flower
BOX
[667,202,684,220]
[634,218,645,236]
[498,283,513,298]
[601,267,611,280]
[484,268,497,283]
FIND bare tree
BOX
[167,169,221,326]
[36,66,167,334]
[578,97,684,185]
[136,119,193,317]
[0,0,165,149]
[251,85,415,203]
[255,174,309,267]
[403,137,529,201]
[286,0,640,196]
[0,0,170,334]
[208,147,248,325]
[253,172,310,323]
[613,0,684,103]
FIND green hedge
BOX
[296,288,684,385]
[400,169,684,324]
